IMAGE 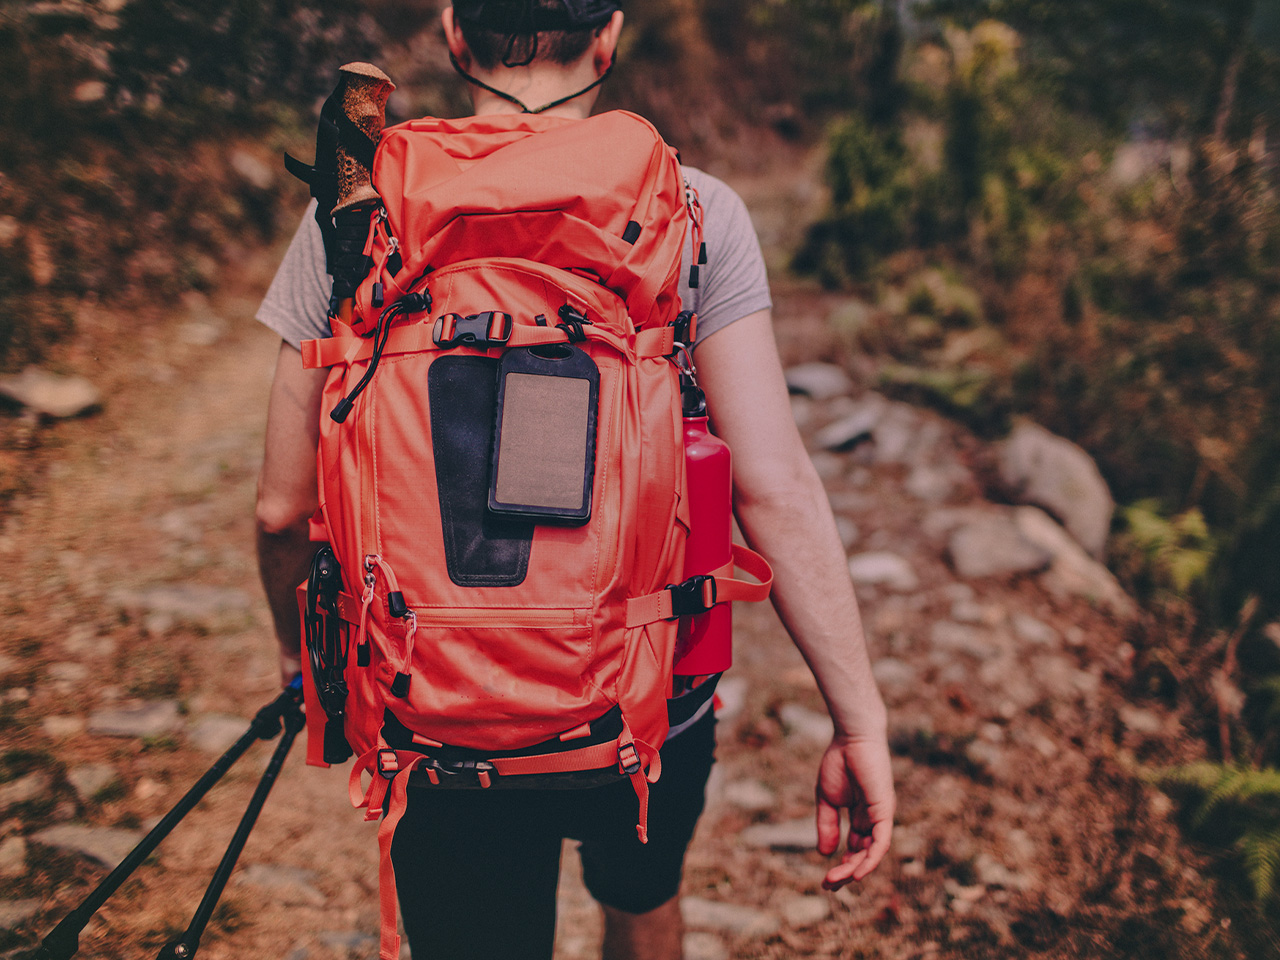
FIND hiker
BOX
[254,2,893,958]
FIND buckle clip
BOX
[426,757,496,785]
[618,742,642,776]
[377,748,400,779]
[671,310,698,350]
[433,311,513,349]
[665,575,717,620]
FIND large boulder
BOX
[1014,507,1137,618]
[998,421,1114,558]
[946,511,1052,579]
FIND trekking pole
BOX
[33,680,304,960]
[329,62,394,327]
[155,695,305,960]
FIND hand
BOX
[815,735,895,890]
[280,649,303,690]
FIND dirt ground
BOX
[0,157,1271,960]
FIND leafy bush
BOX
[1155,763,1280,904]
[799,11,1280,628]
[0,0,386,369]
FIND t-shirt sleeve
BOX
[678,168,773,346]
[255,200,333,348]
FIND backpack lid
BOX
[361,110,687,333]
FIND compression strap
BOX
[448,52,615,115]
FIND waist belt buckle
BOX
[377,748,400,779]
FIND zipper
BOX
[409,606,583,628]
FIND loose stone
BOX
[682,931,729,960]
[1012,613,1059,646]
[681,897,781,937]
[722,778,777,812]
[236,863,326,907]
[31,823,145,869]
[66,763,118,803]
[1119,704,1163,735]
[43,716,87,739]
[189,714,250,754]
[871,657,917,697]
[947,516,1052,579]
[741,818,818,851]
[781,895,831,928]
[929,621,1001,660]
[0,899,41,932]
[0,772,51,813]
[998,420,1114,558]
[0,367,101,418]
[778,704,835,745]
[813,395,887,451]
[88,700,181,739]
[0,836,27,878]
[848,552,919,592]
[784,362,853,401]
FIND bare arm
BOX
[256,340,329,686]
[696,309,894,888]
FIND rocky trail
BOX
[0,181,1258,959]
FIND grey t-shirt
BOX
[256,166,771,346]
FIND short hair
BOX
[458,0,601,69]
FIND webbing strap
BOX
[302,320,673,369]
[619,721,659,844]
[376,767,413,960]
[489,740,618,776]
[624,543,774,627]
[630,765,650,844]
[349,746,384,813]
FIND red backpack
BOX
[295,110,770,960]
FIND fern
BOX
[1155,762,1280,902]
[1241,825,1280,900]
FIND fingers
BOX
[815,797,842,856]
[852,818,892,881]
[822,851,868,891]
[818,811,893,891]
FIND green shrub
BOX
[1155,762,1280,904]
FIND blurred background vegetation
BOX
[7,0,1280,924]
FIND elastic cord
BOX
[448,52,615,115]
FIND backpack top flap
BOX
[355,109,687,333]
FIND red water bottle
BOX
[674,377,734,675]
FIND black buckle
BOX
[671,310,698,349]
[665,575,717,620]
[377,748,400,779]
[426,757,496,781]
[618,742,642,776]
[433,311,513,348]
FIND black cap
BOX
[452,0,620,32]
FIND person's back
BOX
[254,4,895,958]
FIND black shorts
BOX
[389,709,716,960]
